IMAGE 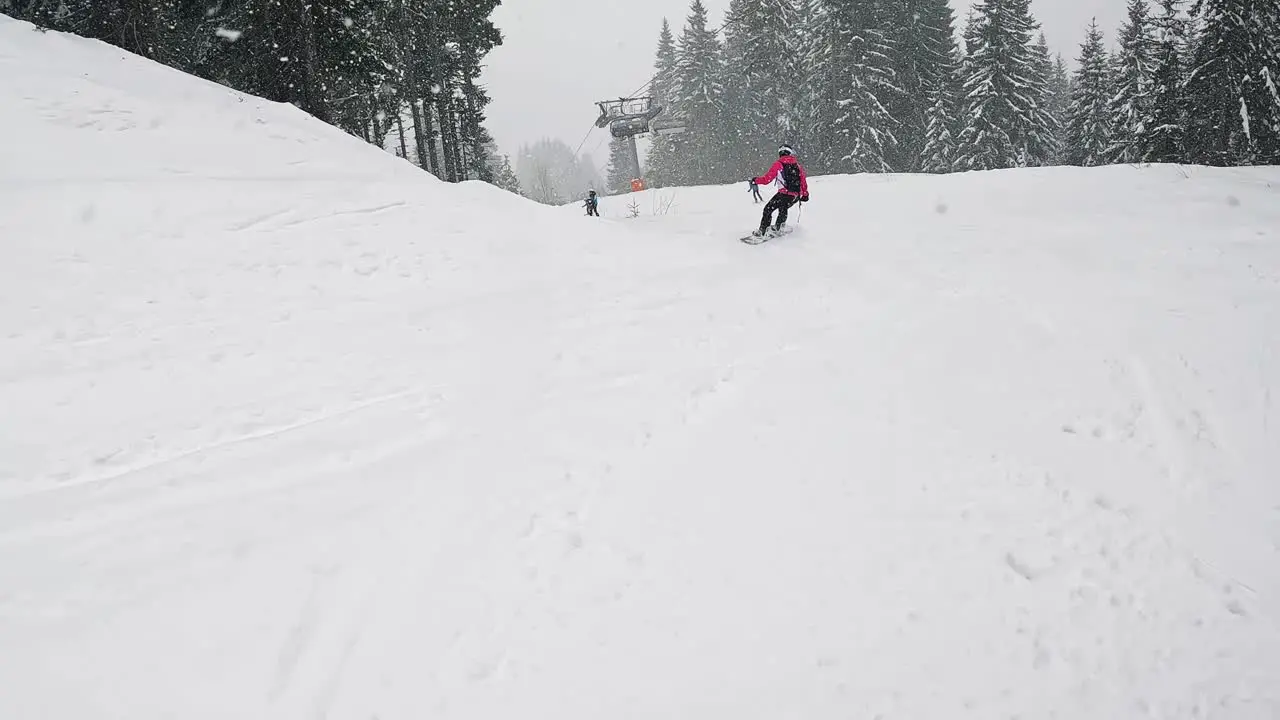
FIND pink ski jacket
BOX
[752,155,809,197]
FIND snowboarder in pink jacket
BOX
[751,145,809,237]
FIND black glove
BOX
[800,193,809,203]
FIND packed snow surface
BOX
[3,16,1280,720]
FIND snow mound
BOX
[3,16,1280,720]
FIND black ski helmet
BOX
[778,145,794,157]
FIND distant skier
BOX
[584,189,600,217]
[750,145,809,237]
[748,179,763,203]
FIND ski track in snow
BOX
[2,15,1280,720]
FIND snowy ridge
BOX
[3,16,1280,720]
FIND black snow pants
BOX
[760,191,798,233]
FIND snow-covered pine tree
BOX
[870,0,912,172]
[386,1,437,176]
[673,0,729,184]
[16,0,184,62]
[330,1,399,142]
[651,18,680,107]
[779,0,816,160]
[15,0,203,80]
[771,0,806,147]
[646,19,683,187]
[607,137,638,194]
[883,0,963,172]
[925,0,966,134]
[956,5,1010,170]
[645,134,681,188]
[956,0,1052,170]
[1065,20,1115,166]
[457,117,497,183]
[1138,0,1191,161]
[1047,52,1072,138]
[719,1,754,179]
[428,6,464,180]
[451,0,503,181]
[1107,0,1159,163]
[489,152,523,195]
[794,0,835,171]
[920,93,959,172]
[1184,0,1280,165]
[1029,32,1065,165]
[189,0,386,126]
[821,0,899,174]
[961,4,983,58]
[386,0,443,175]
[498,157,522,195]
[722,0,802,179]
[419,0,504,181]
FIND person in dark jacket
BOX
[751,145,809,236]
[584,189,600,217]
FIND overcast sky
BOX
[479,0,1126,164]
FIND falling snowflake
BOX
[343,17,354,29]
[215,28,242,42]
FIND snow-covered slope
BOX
[3,16,1280,720]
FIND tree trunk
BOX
[409,97,431,170]
[439,101,457,181]
[422,99,442,177]
[438,98,460,182]
[396,103,409,159]
[369,96,388,148]
[462,95,479,180]
[451,108,466,181]
[296,0,327,123]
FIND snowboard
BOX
[740,225,793,244]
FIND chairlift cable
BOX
[621,77,653,100]
[571,122,597,159]
[589,133,608,157]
